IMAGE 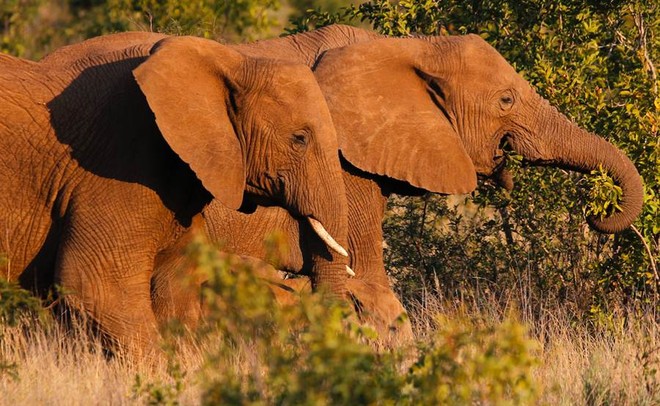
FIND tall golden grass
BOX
[1,293,658,405]
[410,294,660,405]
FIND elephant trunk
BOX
[305,212,350,297]
[291,153,350,297]
[509,100,644,234]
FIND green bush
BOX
[409,315,538,405]
[0,277,43,328]
[169,239,540,404]
[0,277,44,380]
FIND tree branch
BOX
[630,224,659,301]
[632,9,658,95]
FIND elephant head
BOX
[313,35,643,233]
[133,37,349,273]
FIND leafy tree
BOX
[2,0,289,59]
[88,0,284,41]
[1,0,45,57]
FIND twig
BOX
[414,197,429,271]
[630,224,659,302]
[498,205,515,246]
[632,8,658,95]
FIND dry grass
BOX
[535,312,659,405]
[1,295,658,405]
[408,294,660,405]
[0,320,205,405]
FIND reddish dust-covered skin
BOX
[152,26,642,345]
[0,32,349,359]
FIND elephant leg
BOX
[152,227,300,330]
[152,218,206,330]
[55,213,161,360]
[57,261,160,359]
[259,271,413,345]
[346,279,413,345]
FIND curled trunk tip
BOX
[586,164,644,234]
[517,104,645,234]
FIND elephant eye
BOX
[499,91,515,111]
[291,131,309,149]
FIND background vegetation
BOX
[1,0,356,58]
[1,0,659,404]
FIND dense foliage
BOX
[1,0,321,59]
[191,240,539,405]
[291,1,660,319]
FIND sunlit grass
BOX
[410,293,660,405]
[1,245,658,405]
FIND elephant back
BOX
[233,24,380,67]
[40,32,166,67]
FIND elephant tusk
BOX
[346,266,355,277]
[307,217,348,257]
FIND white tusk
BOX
[307,217,348,257]
[346,266,355,277]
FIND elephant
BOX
[148,25,643,344]
[0,33,351,358]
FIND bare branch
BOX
[631,224,659,302]
[632,9,658,94]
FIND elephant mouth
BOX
[245,175,286,202]
[490,133,514,174]
[246,178,349,259]
[485,135,514,190]
[492,154,506,174]
[245,180,271,196]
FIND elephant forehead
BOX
[269,63,317,90]
[461,46,520,85]
[251,85,329,119]
[258,71,332,119]
[243,91,333,137]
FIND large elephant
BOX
[307,33,644,328]
[150,25,643,343]
[0,33,350,357]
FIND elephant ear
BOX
[133,36,246,210]
[313,38,477,195]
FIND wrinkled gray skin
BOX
[151,25,644,344]
[0,33,349,358]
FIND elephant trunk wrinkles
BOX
[307,214,350,297]
[300,156,350,297]
[512,101,643,233]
